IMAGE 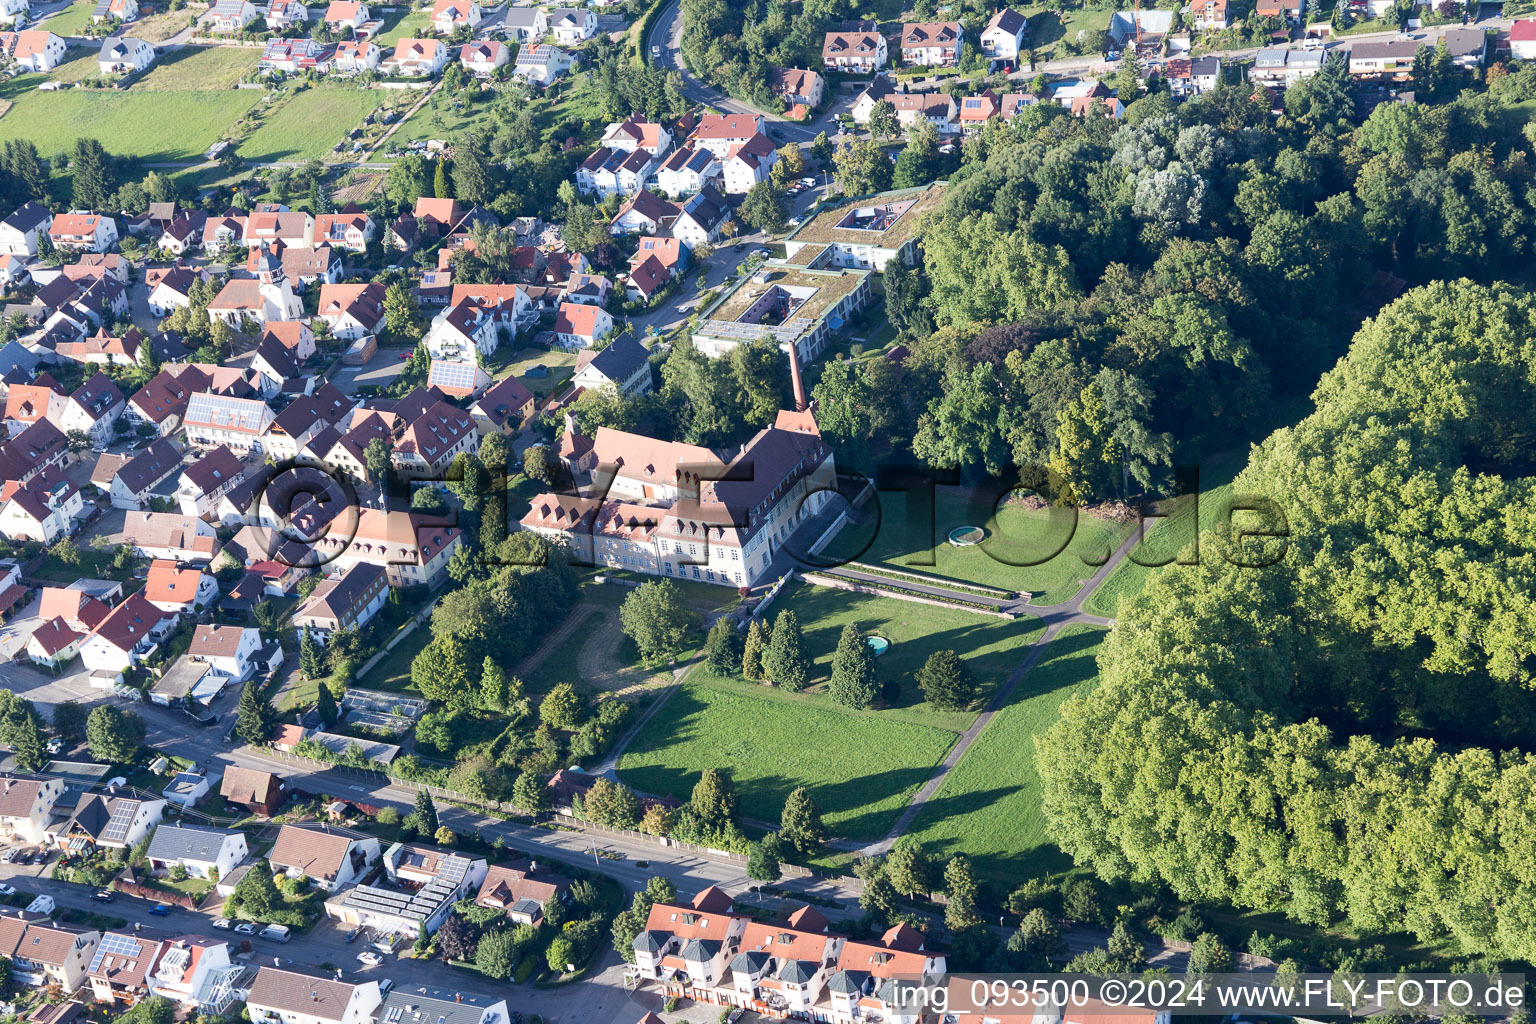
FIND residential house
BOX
[1348,38,1418,74]
[1513,19,1536,59]
[126,368,204,435]
[626,254,671,302]
[551,302,613,351]
[323,0,368,32]
[655,145,720,197]
[266,0,308,31]
[267,823,381,892]
[722,132,778,194]
[425,358,492,398]
[176,445,246,517]
[78,592,175,673]
[430,0,479,32]
[1190,0,1229,30]
[900,21,962,66]
[146,266,209,317]
[769,67,823,109]
[0,202,52,257]
[313,209,374,252]
[374,987,509,1024]
[306,508,461,587]
[0,467,82,544]
[1255,0,1303,19]
[690,112,763,158]
[601,117,673,157]
[245,967,382,1024]
[1442,26,1488,67]
[52,789,166,851]
[891,91,956,132]
[97,35,154,74]
[0,420,67,484]
[101,437,182,509]
[424,302,498,361]
[143,560,218,615]
[258,37,332,73]
[0,30,65,70]
[0,775,66,845]
[473,860,572,926]
[470,374,535,435]
[957,88,1000,130]
[206,265,303,327]
[54,324,146,367]
[292,562,388,641]
[549,7,594,42]
[981,8,1029,61]
[610,190,680,235]
[120,511,220,562]
[631,886,747,997]
[188,623,264,681]
[0,0,27,28]
[219,767,286,816]
[88,930,168,1006]
[316,281,386,339]
[670,186,730,247]
[391,400,478,478]
[576,146,657,197]
[390,37,447,75]
[161,771,210,808]
[54,372,126,444]
[243,209,314,248]
[564,271,612,307]
[183,392,274,452]
[261,320,317,363]
[331,38,379,71]
[822,23,886,72]
[157,212,208,255]
[204,0,257,32]
[146,937,241,1013]
[573,335,651,397]
[514,42,568,85]
[0,911,99,993]
[49,213,118,253]
[145,824,248,880]
[460,38,508,74]
[27,618,85,670]
[502,4,546,40]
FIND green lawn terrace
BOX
[823,485,1136,603]
[617,580,1046,839]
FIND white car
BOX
[212,918,232,930]
[357,951,384,967]
[0,884,14,896]
[234,922,257,935]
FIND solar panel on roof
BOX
[89,932,144,973]
[101,801,139,844]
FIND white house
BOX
[548,7,594,42]
[316,281,386,340]
[0,30,65,70]
[331,39,379,71]
[177,444,247,517]
[0,776,66,846]
[0,201,52,257]
[980,8,1029,62]
[267,823,381,892]
[146,824,248,880]
[183,393,274,452]
[322,0,368,32]
[722,132,778,194]
[551,301,613,351]
[291,562,388,642]
[97,35,154,74]
[0,0,30,28]
[49,212,119,253]
[459,38,508,75]
[99,437,181,510]
[1512,19,1536,59]
[655,146,720,197]
[78,592,175,674]
[147,265,210,317]
[430,0,479,33]
[390,37,448,75]
[572,335,651,397]
[670,187,730,247]
[246,967,382,1024]
[187,623,263,681]
[0,471,82,545]
[204,0,257,31]
[143,559,219,615]
[424,303,499,361]
[514,42,566,85]
[501,4,546,40]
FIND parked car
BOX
[379,980,395,995]
[234,922,257,935]
[45,738,63,754]
[260,924,291,943]
[357,951,383,967]
[149,904,171,916]
[345,928,361,943]
[1,849,15,864]
[213,918,232,930]
[92,890,114,902]
[0,884,14,896]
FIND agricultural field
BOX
[823,486,1134,603]
[237,85,383,162]
[134,45,258,90]
[0,83,260,160]
[904,625,1107,882]
[617,676,959,840]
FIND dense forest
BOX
[1036,280,1536,961]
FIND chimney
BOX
[788,343,808,413]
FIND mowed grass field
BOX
[823,487,1134,603]
[904,625,1106,882]
[0,85,260,160]
[238,86,383,162]
[617,677,959,840]
[1080,451,1247,618]
[41,0,96,34]
[764,581,1045,733]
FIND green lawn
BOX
[135,45,259,90]
[617,676,959,840]
[904,625,1105,883]
[376,8,431,44]
[47,52,101,84]
[744,580,1045,733]
[238,85,383,162]
[1080,451,1247,619]
[42,0,97,35]
[822,486,1134,603]
[387,86,499,147]
[360,621,432,695]
[493,346,578,398]
[0,86,259,160]
[1017,5,1113,63]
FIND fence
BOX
[752,570,794,620]
[800,571,1019,620]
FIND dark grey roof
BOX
[584,334,648,385]
[633,930,667,953]
[1191,55,1220,75]
[146,823,241,864]
[680,938,719,961]
[778,959,817,984]
[730,950,771,974]
[2,201,52,234]
[181,445,242,496]
[827,970,866,995]
[987,8,1027,34]
[1442,26,1487,58]
[378,983,503,1024]
[115,438,182,496]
